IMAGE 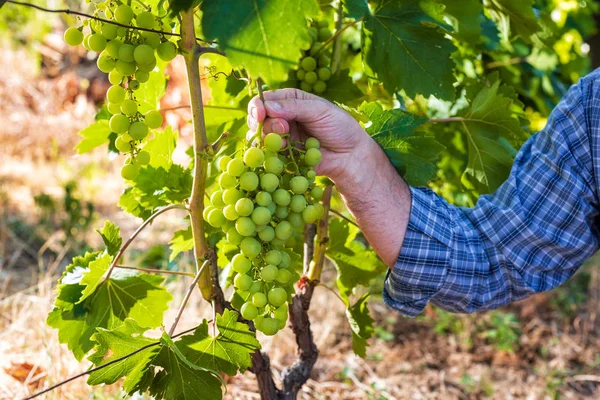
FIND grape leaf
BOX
[142,126,178,170]
[201,0,319,85]
[483,0,548,47]
[443,0,483,44]
[322,69,363,105]
[361,0,456,100]
[169,227,194,262]
[360,102,444,186]
[75,121,111,154]
[96,221,122,257]
[177,309,260,376]
[345,294,374,358]
[326,219,386,299]
[87,319,160,393]
[343,0,369,19]
[136,59,168,114]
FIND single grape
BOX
[121,163,139,180]
[240,237,261,259]
[108,71,122,86]
[300,82,313,92]
[313,80,326,94]
[260,173,279,192]
[251,207,271,226]
[83,34,92,51]
[136,11,155,29]
[318,54,331,67]
[261,317,279,336]
[287,212,304,228]
[106,84,126,104]
[252,292,267,308]
[317,19,329,28]
[97,53,116,73]
[107,102,121,114]
[275,206,289,219]
[64,27,84,46]
[105,39,122,58]
[301,56,317,71]
[207,208,227,228]
[135,70,150,83]
[114,4,134,25]
[134,44,155,65]
[263,157,284,175]
[239,171,259,191]
[136,150,150,165]
[129,80,140,91]
[255,192,272,207]
[129,121,149,140]
[302,205,320,223]
[210,190,225,208]
[223,204,239,221]
[142,32,161,49]
[306,170,316,180]
[203,206,215,220]
[109,114,130,134]
[227,158,246,177]
[290,195,307,212]
[266,201,277,214]
[232,254,252,274]
[234,273,253,291]
[290,176,309,194]
[236,217,256,237]
[276,269,292,284]
[280,251,291,268]
[101,23,118,40]
[88,34,107,52]
[145,110,163,129]
[309,42,323,56]
[240,302,258,320]
[318,27,332,41]
[305,137,320,149]
[157,41,178,61]
[115,60,136,76]
[217,156,232,171]
[264,133,283,152]
[268,287,287,307]
[118,44,135,62]
[265,250,282,266]
[304,71,318,84]
[249,281,263,294]
[221,220,235,234]
[273,189,291,206]
[304,148,322,166]
[258,226,275,242]
[244,147,265,168]
[296,69,306,81]
[273,305,288,322]
[115,136,132,152]
[317,67,332,81]
[275,221,293,240]
[222,188,244,205]
[261,264,278,282]
[120,99,137,116]
[227,227,244,246]
[235,197,254,217]
[117,27,127,37]
[310,186,324,200]
[218,172,237,189]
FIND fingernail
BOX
[265,101,281,112]
[270,121,285,134]
[250,106,257,119]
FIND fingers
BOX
[247,96,266,124]
[247,88,325,128]
[263,98,330,123]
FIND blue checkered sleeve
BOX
[383,72,600,317]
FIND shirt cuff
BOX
[382,186,454,317]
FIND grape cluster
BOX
[63,4,176,180]
[205,133,324,335]
[295,19,333,94]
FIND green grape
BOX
[317,19,329,28]
[265,250,282,266]
[260,173,279,192]
[227,158,246,177]
[142,32,161,49]
[203,205,215,220]
[276,269,292,284]
[240,237,261,259]
[97,53,116,73]
[133,44,155,65]
[114,4,134,25]
[305,137,320,149]
[137,60,157,74]
[314,203,325,219]
[258,226,275,242]
[129,121,149,140]
[317,67,332,81]
[107,85,127,104]
[129,80,140,90]
[240,171,259,191]
[268,287,287,307]
[221,220,235,234]
[290,195,307,212]
[287,212,304,228]
[145,110,163,128]
[136,150,150,165]
[296,69,306,81]
[120,99,138,116]
[232,254,252,274]
[280,251,291,268]
[83,34,92,51]
[254,315,265,331]
[136,11,155,29]
[310,186,324,200]
[107,102,121,114]
[88,34,107,52]
[273,305,288,322]
[117,27,127,37]
[308,26,318,41]
[236,217,256,237]
[118,44,135,62]
[244,147,265,168]
[306,170,316,180]
[207,208,227,228]
[223,188,244,205]
[157,41,178,61]
[261,264,278,282]
[261,318,279,336]
[115,136,132,153]
[240,302,258,320]
[273,189,291,206]
[109,113,130,133]
[313,80,326,94]
[64,27,84,46]
[264,133,283,152]
[263,157,284,175]
[223,204,239,221]
[235,198,254,217]
[304,71,318,84]
[101,23,118,40]
[105,39,122,58]
[210,190,226,208]
[251,207,271,226]
[218,173,237,189]
[135,70,150,83]
[275,206,289,219]
[275,221,293,240]
[108,70,122,85]
[217,156,232,171]
[318,54,331,67]
[309,43,322,56]
[249,281,263,294]
[255,192,272,207]
[234,273,253,290]
[318,27,332,41]
[300,82,313,92]
[302,205,320,223]
[121,163,139,180]
[116,60,135,76]
[227,227,244,246]
[252,292,267,308]
[266,202,277,215]
[290,176,309,194]
[301,57,317,71]
[270,238,286,247]
[304,148,322,166]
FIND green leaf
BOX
[169,227,194,262]
[136,59,168,114]
[142,126,178,170]
[75,121,111,154]
[177,309,260,376]
[87,319,160,393]
[78,253,112,304]
[362,0,456,99]
[345,294,374,358]
[201,0,319,85]
[360,102,444,185]
[96,221,122,257]
[483,0,547,48]
[327,219,386,299]
[443,0,483,44]
[343,0,369,19]
[321,69,363,105]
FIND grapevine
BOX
[294,19,333,94]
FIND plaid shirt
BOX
[383,69,600,317]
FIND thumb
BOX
[264,99,330,123]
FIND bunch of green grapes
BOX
[63,3,177,180]
[295,19,333,94]
[205,133,324,336]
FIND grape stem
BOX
[2,0,215,43]
[168,260,210,336]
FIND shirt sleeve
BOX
[383,75,600,317]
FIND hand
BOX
[246,88,374,183]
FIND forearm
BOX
[331,138,411,267]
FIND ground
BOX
[0,37,599,400]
